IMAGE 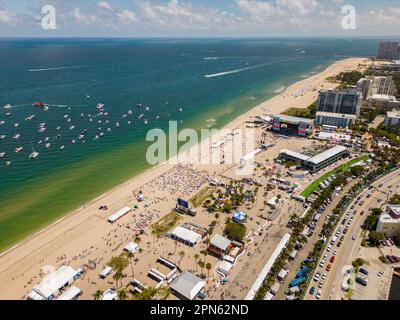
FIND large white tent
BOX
[32,266,78,300]
[107,206,132,223]
[56,286,82,300]
[171,226,202,246]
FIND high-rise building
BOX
[315,88,362,128]
[377,42,400,60]
[357,76,400,110]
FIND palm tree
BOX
[132,287,171,300]
[194,253,200,272]
[113,270,124,290]
[205,262,212,278]
[93,290,103,300]
[178,250,185,266]
[174,240,179,254]
[126,251,135,278]
[117,288,129,301]
[198,261,205,276]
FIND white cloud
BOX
[116,9,138,25]
[98,1,113,11]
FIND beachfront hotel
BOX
[377,41,400,61]
[315,88,362,127]
[357,76,400,111]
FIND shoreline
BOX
[0,57,369,299]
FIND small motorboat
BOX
[0,152,5,158]
[15,147,24,153]
[29,151,39,159]
[34,102,45,107]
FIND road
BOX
[274,179,360,300]
[304,168,400,300]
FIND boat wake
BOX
[203,57,219,61]
[204,61,273,78]
[28,65,87,72]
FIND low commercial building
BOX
[170,271,206,300]
[377,205,400,237]
[280,145,349,173]
[208,234,232,258]
[315,111,357,128]
[384,109,400,127]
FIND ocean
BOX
[0,38,380,251]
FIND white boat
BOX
[56,126,61,131]
[107,128,111,132]
[145,107,150,111]
[25,115,35,121]
[179,108,183,112]
[15,147,23,153]
[78,134,85,140]
[14,123,19,128]
[71,140,76,144]
[156,115,160,120]
[0,152,5,158]
[29,151,39,159]
[13,134,20,139]
[97,103,105,110]
[70,125,75,130]
[39,122,46,128]
[137,104,143,108]
[99,132,104,137]
[43,106,49,111]
[94,135,99,140]
[64,114,69,119]
[138,114,144,119]
[45,143,51,148]
[67,118,71,122]
[38,127,46,133]
[0,135,5,140]
[3,104,12,109]
[5,161,11,166]
[127,121,131,125]
[122,114,127,118]
[59,145,65,150]
[38,140,43,144]
[116,122,120,128]
[0,120,5,125]
[128,110,133,115]
[6,112,11,116]
[144,120,148,125]
[44,137,50,142]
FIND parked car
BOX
[359,268,369,276]
[356,277,368,287]
[337,241,342,248]
[322,273,327,280]
[326,264,332,272]
[318,281,324,288]
[309,287,315,295]
[330,256,336,263]
[352,235,357,240]
[314,273,321,282]
[327,245,332,252]
[316,290,322,299]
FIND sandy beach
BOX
[0,57,369,300]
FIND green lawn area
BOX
[300,155,369,198]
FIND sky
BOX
[0,0,400,38]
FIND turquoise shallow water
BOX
[0,38,379,251]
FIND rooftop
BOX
[280,149,311,161]
[170,271,206,300]
[387,110,400,118]
[307,146,347,165]
[316,111,357,119]
[210,234,231,251]
[274,114,315,125]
